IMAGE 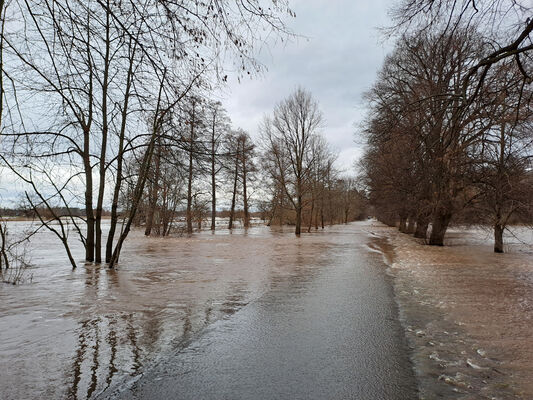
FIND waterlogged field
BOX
[369,223,533,399]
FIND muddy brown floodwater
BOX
[369,223,533,400]
[0,221,416,400]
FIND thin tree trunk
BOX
[186,103,195,235]
[0,221,8,270]
[242,143,250,229]
[109,69,169,268]
[95,3,111,263]
[84,130,95,262]
[210,112,217,231]
[144,140,161,236]
[279,188,284,226]
[314,201,319,230]
[0,0,5,134]
[211,143,216,231]
[84,20,95,262]
[308,198,314,233]
[106,41,134,263]
[228,157,238,230]
[493,124,506,253]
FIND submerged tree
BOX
[360,22,533,251]
[261,88,323,235]
[0,0,295,268]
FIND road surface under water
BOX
[0,221,417,399]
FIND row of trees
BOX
[0,0,294,268]
[127,98,257,236]
[261,88,366,235]
[361,1,533,252]
[125,88,366,239]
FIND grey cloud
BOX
[222,0,392,171]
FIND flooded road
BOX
[0,222,417,399]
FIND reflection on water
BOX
[0,222,336,399]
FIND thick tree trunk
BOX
[295,207,302,235]
[494,223,504,253]
[428,210,452,246]
[295,194,302,236]
[414,216,429,239]
[406,217,416,234]
[398,215,407,233]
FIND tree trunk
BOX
[94,3,111,263]
[0,221,8,270]
[308,198,314,233]
[106,39,135,263]
[406,217,416,234]
[108,70,168,268]
[144,141,161,236]
[84,129,95,263]
[295,206,302,235]
[414,217,429,239]
[228,157,238,230]
[314,202,319,230]
[399,215,407,233]
[295,195,302,236]
[210,119,216,231]
[211,151,216,231]
[428,210,452,246]
[242,143,250,228]
[279,188,284,226]
[494,223,504,253]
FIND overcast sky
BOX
[0,1,393,206]
[221,0,393,174]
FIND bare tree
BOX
[390,0,533,87]
[206,101,231,231]
[1,0,294,268]
[261,88,323,235]
[238,131,256,228]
